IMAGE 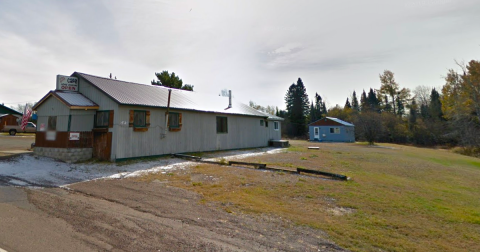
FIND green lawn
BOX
[137,141,480,251]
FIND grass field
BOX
[137,141,480,251]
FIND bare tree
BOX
[413,85,431,106]
[355,111,383,145]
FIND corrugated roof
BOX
[256,110,284,121]
[326,117,354,127]
[74,72,272,118]
[33,91,99,110]
[55,91,99,107]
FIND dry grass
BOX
[136,141,480,252]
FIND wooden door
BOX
[93,132,112,161]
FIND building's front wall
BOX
[35,97,71,131]
[112,105,281,160]
[35,76,283,161]
[309,125,354,142]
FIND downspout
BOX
[163,89,172,138]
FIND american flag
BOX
[20,104,32,130]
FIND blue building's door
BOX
[314,127,320,139]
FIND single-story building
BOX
[0,104,22,131]
[32,72,283,162]
[308,117,355,142]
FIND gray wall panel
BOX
[35,97,70,131]
[113,105,282,160]
[70,110,95,131]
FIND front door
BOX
[93,131,112,161]
[314,127,320,139]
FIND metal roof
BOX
[256,110,284,121]
[75,72,275,118]
[55,91,99,107]
[326,117,354,127]
[33,91,99,110]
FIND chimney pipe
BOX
[164,89,172,138]
[228,90,232,108]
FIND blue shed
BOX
[308,117,355,142]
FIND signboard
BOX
[56,75,78,91]
[39,123,45,131]
[46,131,57,141]
[69,132,80,141]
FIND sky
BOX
[1,0,479,111]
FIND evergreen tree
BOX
[351,91,359,111]
[360,90,368,112]
[151,71,193,91]
[309,102,316,123]
[284,78,309,136]
[429,88,443,120]
[420,104,429,118]
[367,88,380,112]
[409,99,418,130]
[344,98,351,109]
[396,96,405,116]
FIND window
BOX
[47,116,57,131]
[95,111,109,128]
[216,116,228,133]
[134,111,146,127]
[129,110,150,131]
[274,121,279,130]
[168,112,182,132]
[169,113,179,128]
[265,121,268,127]
[330,127,340,134]
[260,120,264,126]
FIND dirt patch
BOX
[26,179,344,251]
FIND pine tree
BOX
[344,98,351,109]
[284,78,309,136]
[367,88,380,112]
[309,102,315,123]
[360,90,368,112]
[396,97,405,116]
[351,91,359,111]
[151,71,193,91]
[409,99,418,129]
[429,88,443,120]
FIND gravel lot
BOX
[0,143,344,252]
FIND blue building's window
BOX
[330,127,340,134]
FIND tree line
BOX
[276,59,480,154]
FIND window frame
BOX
[47,116,57,131]
[133,110,147,128]
[330,127,340,134]
[94,110,110,128]
[260,120,264,126]
[216,116,228,134]
[168,112,180,129]
[274,121,279,130]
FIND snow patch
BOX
[0,148,285,187]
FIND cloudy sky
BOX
[1,0,479,110]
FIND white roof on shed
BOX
[326,117,354,127]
